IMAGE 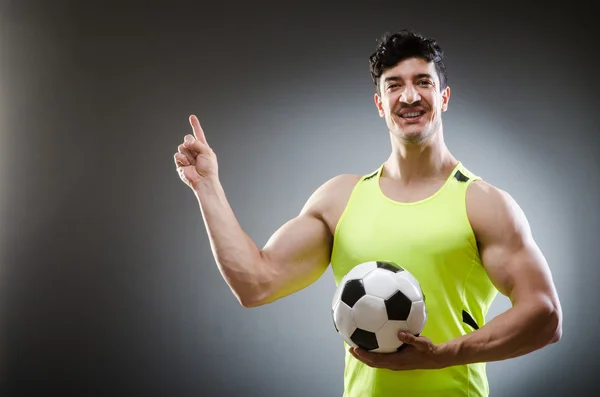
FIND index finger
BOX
[189,114,208,145]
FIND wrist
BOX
[434,339,462,369]
[192,175,221,196]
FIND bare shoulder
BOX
[317,173,363,198]
[466,179,531,244]
[466,179,512,207]
[302,174,362,214]
[301,173,363,233]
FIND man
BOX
[173,29,562,397]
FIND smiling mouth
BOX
[398,111,426,122]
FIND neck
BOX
[384,128,457,183]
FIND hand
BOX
[174,115,219,189]
[349,332,446,371]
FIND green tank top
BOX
[331,161,498,397]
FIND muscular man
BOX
[173,29,562,397]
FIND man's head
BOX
[369,29,450,144]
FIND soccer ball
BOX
[331,261,427,353]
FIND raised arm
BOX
[438,180,563,365]
[174,115,348,308]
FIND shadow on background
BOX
[1,1,598,396]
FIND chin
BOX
[402,125,439,143]
[397,129,426,143]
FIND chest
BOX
[323,178,453,237]
[379,177,448,203]
[338,202,473,258]
[330,187,479,285]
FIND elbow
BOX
[538,301,562,346]
[239,297,264,308]
[548,307,562,344]
[234,291,262,308]
[239,299,255,308]
[224,267,273,308]
[236,287,272,309]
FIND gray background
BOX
[1,0,598,396]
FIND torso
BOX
[322,162,502,397]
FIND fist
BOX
[174,115,218,189]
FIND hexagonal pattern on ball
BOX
[376,261,405,273]
[350,328,379,351]
[340,279,366,308]
[393,272,424,302]
[345,261,379,281]
[401,269,421,287]
[372,319,409,353]
[332,264,375,310]
[385,290,413,321]
[406,299,427,334]
[332,300,357,346]
[352,295,388,332]
[362,268,403,300]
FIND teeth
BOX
[401,112,422,118]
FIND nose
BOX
[399,83,421,104]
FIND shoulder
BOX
[302,174,362,213]
[319,174,363,195]
[299,173,363,235]
[466,179,508,204]
[466,179,531,244]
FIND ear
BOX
[441,86,451,112]
[374,93,385,118]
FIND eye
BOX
[418,80,433,86]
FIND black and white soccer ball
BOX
[331,261,427,353]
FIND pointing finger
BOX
[189,115,208,145]
[183,134,210,154]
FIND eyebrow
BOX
[383,73,434,83]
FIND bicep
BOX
[251,173,357,306]
[480,236,558,308]
[470,184,560,309]
[257,211,333,304]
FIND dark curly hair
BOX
[369,29,447,93]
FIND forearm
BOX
[193,177,267,306]
[438,299,561,367]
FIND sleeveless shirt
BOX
[331,161,498,397]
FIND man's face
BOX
[374,57,450,143]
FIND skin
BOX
[173,56,562,370]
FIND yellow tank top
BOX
[331,161,498,397]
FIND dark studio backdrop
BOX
[1,0,599,396]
